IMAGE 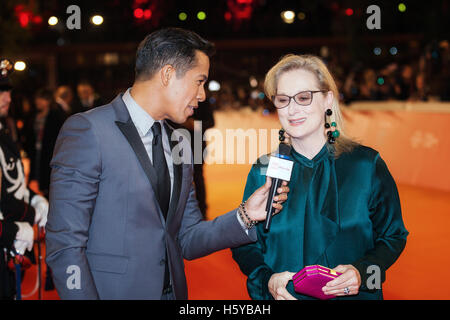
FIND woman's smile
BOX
[288,117,307,126]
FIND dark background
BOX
[1,0,449,108]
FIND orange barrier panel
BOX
[206,104,450,192]
[342,107,450,192]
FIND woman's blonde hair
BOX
[264,54,357,157]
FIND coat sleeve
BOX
[45,114,101,299]
[177,164,257,261]
[352,154,409,291]
[0,220,19,249]
[231,163,275,300]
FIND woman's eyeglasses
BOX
[272,90,327,109]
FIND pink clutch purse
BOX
[293,265,342,300]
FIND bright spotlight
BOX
[14,61,26,71]
[48,16,58,26]
[281,11,295,24]
[91,15,104,25]
[208,80,220,92]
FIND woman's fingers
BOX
[275,287,297,300]
[269,272,297,300]
[323,284,359,296]
[322,265,361,296]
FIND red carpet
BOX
[20,106,450,300]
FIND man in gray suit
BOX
[45,28,289,300]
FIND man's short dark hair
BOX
[135,27,215,81]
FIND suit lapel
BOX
[115,119,161,201]
[112,94,184,225]
[164,122,183,223]
[112,95,165,224]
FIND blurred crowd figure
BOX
[208,40,450,112]
[326,41,449,103]
[22,89,66,198]
[15,81,104,196]
[73,81,105,113]
[340,60,440,103]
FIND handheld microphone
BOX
[264,143,293,232]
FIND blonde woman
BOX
[231,55,408,300]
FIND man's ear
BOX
[160,65,175,86]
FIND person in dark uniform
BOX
[23,88,67,198]
[0,58,49,299]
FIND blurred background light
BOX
[208,80,220,91]
[48,16,58,26]
[91,15,104,25]
[143,9,152,20]
[178,12,187,21]
[297,12,306,20]
[345,8,354,16]
[281,10,295,24]
[14,61,26,71]
[134,8,144,19]
[197,11,206,20]
[224,12,232,21]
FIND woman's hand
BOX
[322,264,361,297]
[245,177,289,222]
[268,271,297,300]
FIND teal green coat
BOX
[231,143,409,300]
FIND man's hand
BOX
[14,221,34,252]
[268,271,297,300]
[14,240,30,255]
[31,194,49,227]
[245,177,289,222]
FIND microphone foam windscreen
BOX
[278,143,291,156]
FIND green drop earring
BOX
[324,108,339,144]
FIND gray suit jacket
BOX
[45,94,256,299]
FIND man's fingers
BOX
[272,202,283,214]
[255,176,272,194]
[264,176,272,190]
[277,186,289,194]
[274,193,287,202]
